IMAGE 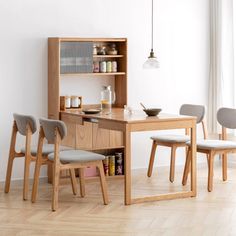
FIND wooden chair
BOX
[31,118,108,211]
[5,113,72,200]
[182,107,236,192]
[5,114,38,200]
[147,104,207,182]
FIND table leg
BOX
[124,125,131,205]
[190,122,197,196]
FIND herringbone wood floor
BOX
[1,163,236,236]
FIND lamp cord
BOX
[151,0,153,51]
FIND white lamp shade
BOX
[143,57,160,69]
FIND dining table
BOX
[60,108,197,205]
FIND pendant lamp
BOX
[143,0,160,69]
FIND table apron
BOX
[99,119,195,132]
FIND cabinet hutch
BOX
[48,37,128,180]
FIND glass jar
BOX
[100,85,115,114]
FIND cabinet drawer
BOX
[92,123,110,149]
[110,130,123,147]
[76,122,93,150]
[61,122,76,148]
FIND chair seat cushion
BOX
[21,144,71,155]
[151,134,190,143]
[187,139,236,150]
[48,150,105,163]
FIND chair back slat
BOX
[13,113,37,136]
[180,104,205,124]
[39,118,67,143]
[217,107,236,129]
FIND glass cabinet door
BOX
[60,42,93,74]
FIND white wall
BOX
[0,0,209,181]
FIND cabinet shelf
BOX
[93,55,124,58]
[60,72,126,76]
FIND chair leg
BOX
[78,168,85,198]
[97,161,109,205]
[52,163,60,211]
[23,154,31,200]
[182,149,191,186]
[169,146,177,183]
[31,156,42,203]
[222,153,227,181]
[208,152,215,192]
[147,141,158,177]
[69,169,78,196]
[5,154,15,193]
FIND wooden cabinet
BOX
[48,37,127,120]
[48,37,127,180]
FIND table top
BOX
[61,108,196,124]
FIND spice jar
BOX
[106,61,112,73]
[111,61,117,72]
[65,96,71,108]
[93,61,99,73]
[71,96,80,108]
[99,61,106,73]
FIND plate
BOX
[82,109,101,114]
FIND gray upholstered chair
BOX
[182,107,236,192]
[31,118,108,211]
[147,104,207,182]
[5,113,70,200]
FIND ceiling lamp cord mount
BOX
[143,0,160,69]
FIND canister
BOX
[93,61,99,73]
[106,61,112,73]
[112,61,117,72]
[99,61,106,73]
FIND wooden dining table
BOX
[61,108,197,205]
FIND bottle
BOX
[100,85,115,114]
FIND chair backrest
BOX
[217,107,236,129]
[39,118,67,143]
[13,113,37,136]
[179,104,205,124]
